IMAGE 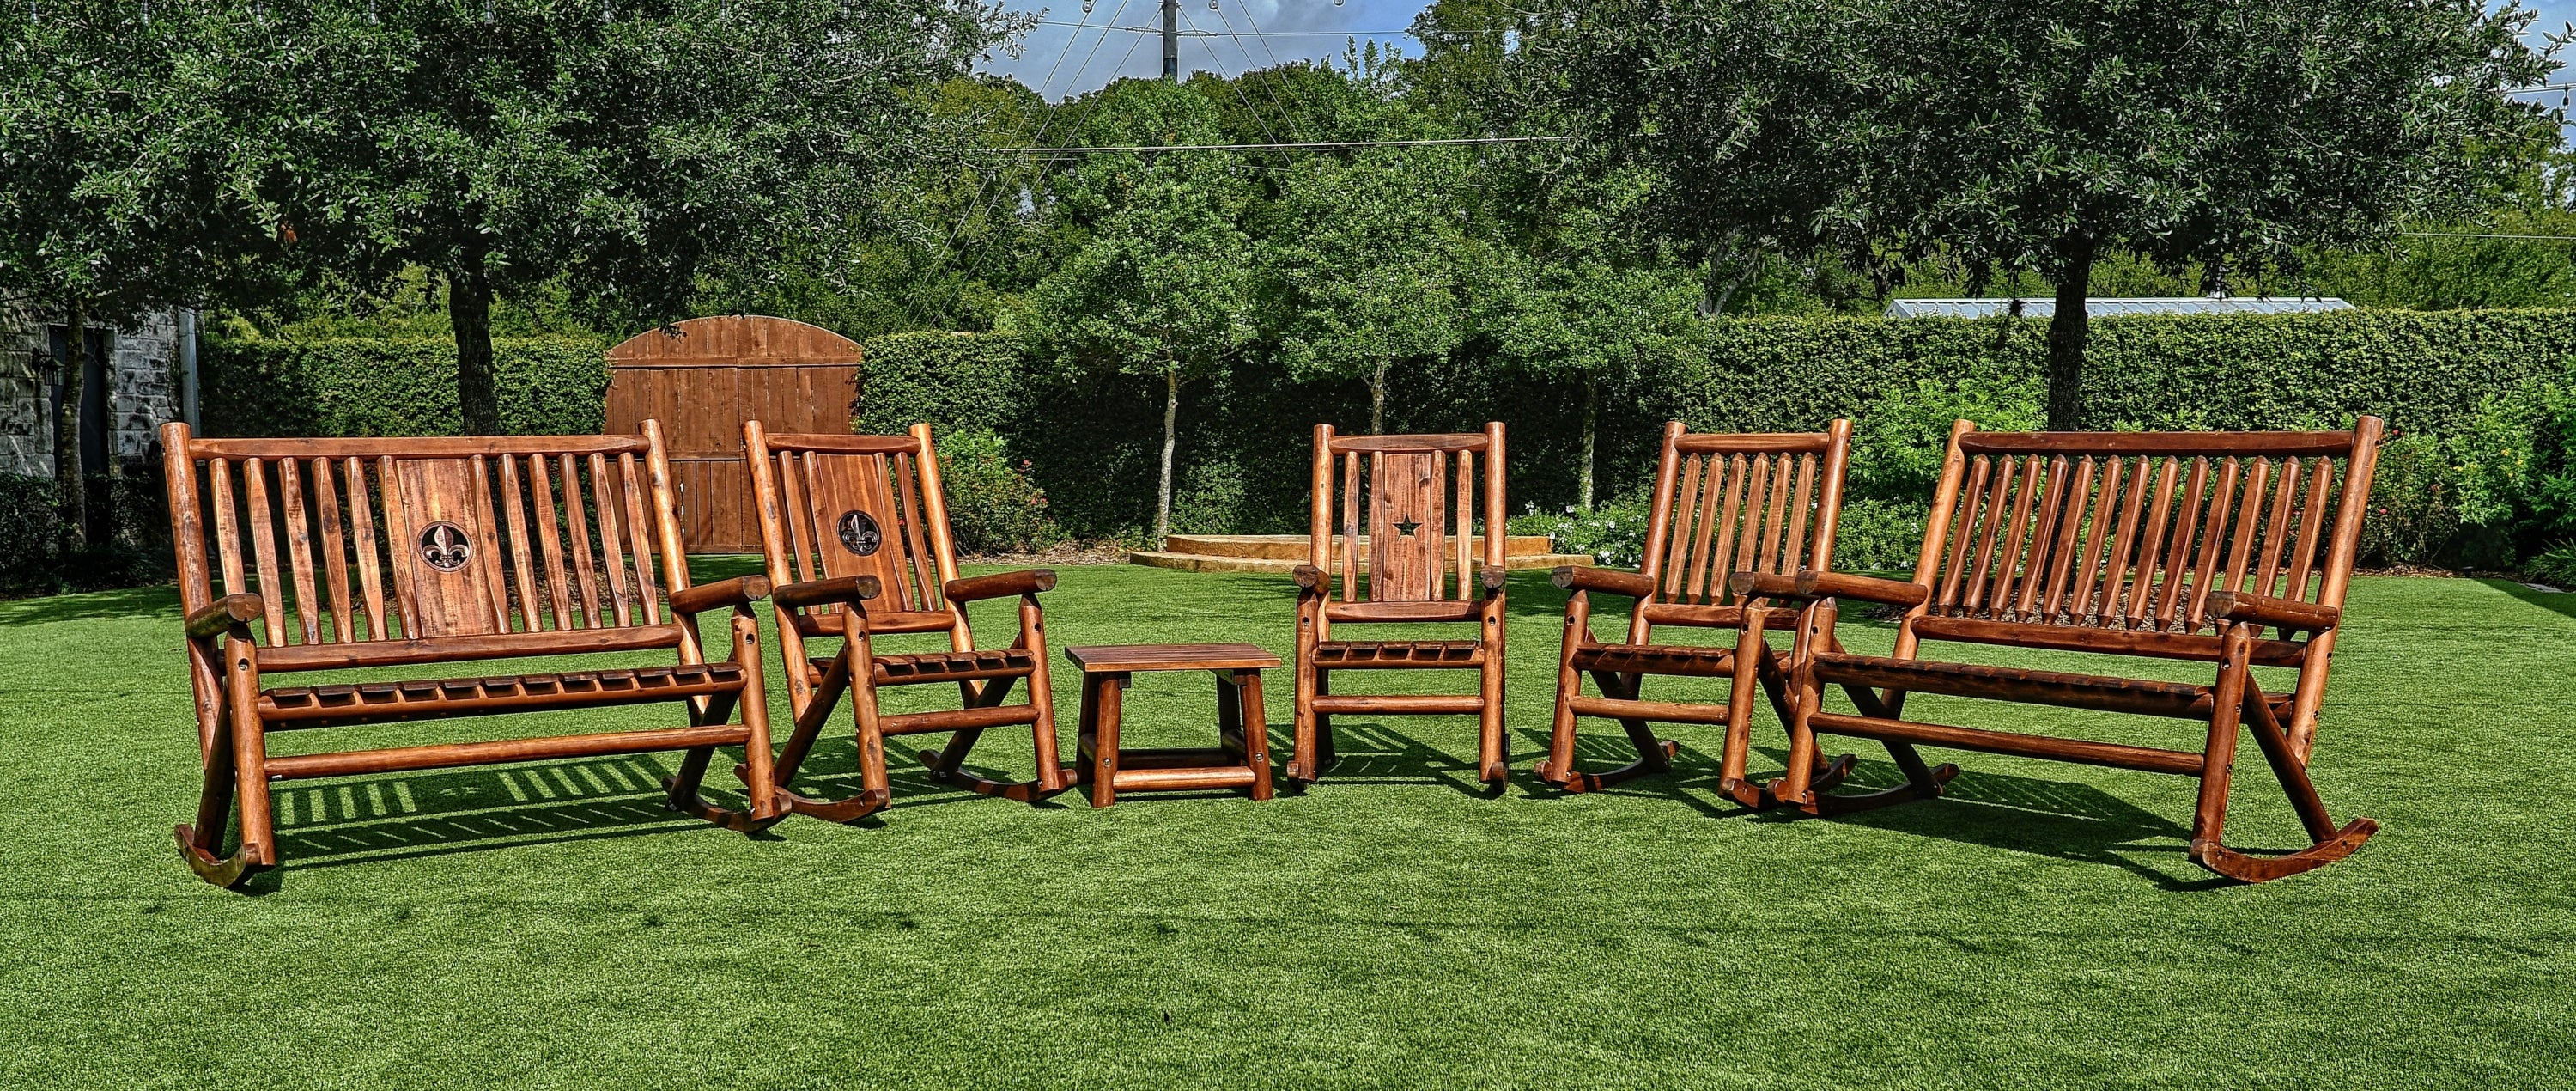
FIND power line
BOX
[1032,20,1416,36]
[984,135,1581,155]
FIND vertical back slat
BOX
[2284,458,2336,602]
[2252,457,2301,599]
[619,454,662,625]
[2184,458,2244,631]
[528,454,572,631]
[277,458,321,644]
[376,455,419,638]
[1782,454,1818,575]
[2067,459,2125,621]
[467,456,513,633]
[2125,458,2183,629]
[1756,454,1795,575]
[1960,456,2016,614]
[1705,454,1748,604]
[893,452,939,610]
[2154,459,2212,630]
[311,458,355,643]
[1340,452,1361,603]
[209,458,248,605]
[775,451,817,590]
[1666,454,1704,601]
[1455,449,1474,600]
[1425,449,1450,596]
[2216,458,2273,604]
[2038,457,2099,620]
[1936,456,1993,611]
[500,455,543,631]
[2086,458,2154,621]
[2014,456,2072,619]
[1730,454,1771,594]
[1989,456,2043,617]
[346,458,388,640]
[243,459,289,644]
[590,453,633,625]
[560,454,603,628]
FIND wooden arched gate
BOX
[604,316,862,552]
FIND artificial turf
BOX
[0,563,2569,1088]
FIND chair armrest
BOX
[668,575,772,617]
[773,575,883,612]
[185,594,265,640]
[1292,564,1329,593]
[1728,569,1931,608]
[1552,564,1656,600]
[2205,590,2340,633]
[945,568,1055,603]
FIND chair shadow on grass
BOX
[253,753,775,888]
[1776,748,2229,891]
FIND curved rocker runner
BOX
[159,423,787,888]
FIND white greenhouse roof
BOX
[1884,296,2355,319]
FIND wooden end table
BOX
[1065,643,1281,808]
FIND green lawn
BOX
[1,564,2570,1088]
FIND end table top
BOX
[1065,643,1282,673]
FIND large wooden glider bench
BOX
[160,423,782,888]
[1741,418,2387,882]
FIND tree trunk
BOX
[1155,363,1180,546]
[52,299,88,554]
[449,258,501,435]
[1369,356,1389,435]
[2044,237,2097,431]
[1578,373,1598,510]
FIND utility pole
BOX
[1162,0,1179,81]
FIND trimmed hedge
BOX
[199,336,611,438]
[861,309,2576,542]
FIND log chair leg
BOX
[1022,596,1071,796]
[1477,606,1508,786]
[1719,610,1775,808]
[2190,628,2376,882]
[1092,674,1124,808]
[1534,594,1589,789]
[1290,652,1319,787]
[1240,669,1274,801]
[1314,670,1337,769]
[1074,672,1102,789]
[671,615,791,833]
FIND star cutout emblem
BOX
[1394,518,1421,538]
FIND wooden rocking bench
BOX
[742,422,1071,821]
[1291,424,1510,789]
[159,422,782,888]
[1744,418,2387,882]
[1535,421,1856,804]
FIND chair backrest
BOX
[161,423,697,652]
[744,422,962,622]
[1307,424,1506,611]
[1906,418,2385,639]
[1635,420,1853,611]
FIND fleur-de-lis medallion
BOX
[418,521,472,572]
[836,509,883,556]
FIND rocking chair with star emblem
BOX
[741,421,1069,822]
[157,421,783,888]
[1290,423,1510,789]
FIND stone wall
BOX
[0,306,181,478]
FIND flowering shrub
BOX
[936,430,1067,556]
[1509,500,1652,569]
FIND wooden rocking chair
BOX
[1290,423,1509,789]
[158,422,782,888]
[743,422,1070,821]
[1534,420,1857,805]
[1741,418,2387,882]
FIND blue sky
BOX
[987,2,2576,103]
[983,1,1434,100]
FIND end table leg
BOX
[1092,674,1123,808]
[1241,669,1273,801]
[1074,673,1099,788]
